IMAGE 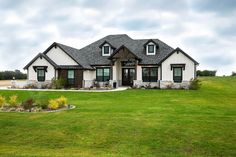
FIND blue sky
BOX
[0,0,235,75]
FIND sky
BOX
[0,0,235,76]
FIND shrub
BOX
[36,100,48,109]
[48,99,59,110]
[22,98,35,112]
[0,95,6,107]
[52,77,66,89]
[57,96,68,108]
[189,78,201,90]
[8,95,19,107]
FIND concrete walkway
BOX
[0,87,128,92]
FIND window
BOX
[37,69,45,82]
[67,70,75,85]
[142,67,158,82]
[148,45,154,54]
[103,46,110,55]
[96,68,110,82]
[173,67,182,83]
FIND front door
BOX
[122,68,135,86]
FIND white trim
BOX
[102,44,111,56]
[146,42,156,55]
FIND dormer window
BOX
[100,41,115,56]
[148,45,155,54]
[103,46,110,56]
[146,43,156,55]
[144,39,158,55]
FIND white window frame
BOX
[102,44,111,56]
[146,42,156,55]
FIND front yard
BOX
[0,77,235,157]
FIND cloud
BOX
[0,0,235,75]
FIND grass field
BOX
[0,77,235,157]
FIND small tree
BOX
[22,98,35,112]
[189,78,201,90]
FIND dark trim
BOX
[33,66,48,72]
[138,63,159,66]
[170,64,186,70]
[143,39,158,47]
[122,68,135,86]
[160,64,162,80]
[43,42,83,68]
[99,40,116,49]
[173,67,183,83]
[67,69,75,86]
[194,64,197,79]
[108,45,141,61]
[56,65,84,70]
[96,67,111,82]
[91,64,111,66]
[24,53,58,70]
[159,47,199,65]
[142,67,158,82]
[37,69,46,82]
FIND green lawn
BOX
[0,77,235,157]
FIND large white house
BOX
[24,34,198,89]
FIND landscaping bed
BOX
[0,95,74,112]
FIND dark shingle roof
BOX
[34,34,197,69]
[55,34,179,68]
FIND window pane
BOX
[150,68,157,76]
[68,70,74,79]
[38,70,44,76]
[142,68,149,76]
[104,46,110,54]
[148,45,154,53]
[103,68,110,76]
[97,69,103,76]
[173,68,182,83]
[174,68,182,77]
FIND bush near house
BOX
[51,77,66,89]
[189,78,201,90]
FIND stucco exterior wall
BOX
[161,51,195,81]
[83,70,96,88]
[28,57,55,81]
[46,47,78,65]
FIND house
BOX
[24,34,198,89]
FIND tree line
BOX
[0,70,27,80]
[197,70,236,77]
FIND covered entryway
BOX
[109,45,141,87]
[122,68,135,86]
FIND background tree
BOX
[231,71,236,76]
[197,70,217,77]
[0,70,27,80]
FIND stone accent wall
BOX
[133,80,160,88]
[160,81,190,89]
